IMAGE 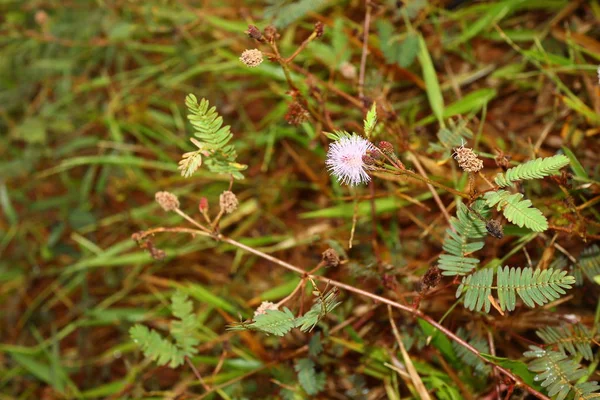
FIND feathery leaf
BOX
[484,190,548,232]
[495,155,569,187]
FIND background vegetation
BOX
[1,0,600,399]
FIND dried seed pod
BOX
[421,266,442,291]
[486,219,504,239]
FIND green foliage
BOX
[484,190,548,232]
[294,358,326,395]
[452,328,490,375]
[130,291,199,368]
[308,332,323,357]
[363,103,377,139]
[524,346,600,400]
[296,288,341,332]
[229,289,340,336]
[576,245,600,285]
[228,307,297,337]
[264,0,329,28]
[494,155,570,187]
[438,201,488,276]
[181,94,247,179]
[457,266,575,313]
[536,323,595,361]
[428,118,473,155]
[377,20,419,68]
[324,129,352,141]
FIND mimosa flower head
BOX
[326,134,376,186]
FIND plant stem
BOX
[143,221,549,400]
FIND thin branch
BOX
[358,0,372,100]
[142,222,550,400]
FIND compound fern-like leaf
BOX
[484,190,548,232]
[536,323,595,361]
[524,346,600,400]
[438,201,488,276]
[457,267,575,313]
[228,307,297,337]
[182,94,247,179]
[495,155,569,187]
[130,291,199,368]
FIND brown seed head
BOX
[240,49,263,68]
[322,248,340,268]
[155,191,180,212]
[219,191,238,214]
[453,146,483,173]
[284,102,309,125]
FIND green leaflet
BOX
[484,190,548,232]
[494,154,569,187]
[129,291,199,368]
[457,266,575,313]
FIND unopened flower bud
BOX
[219,191,238,214]
[155,191,179,212]
[199,197,209,212]
[240,49,263,67]
[254,301,278,317]
[245,25,263,41]
[362,154,375,166]
[314,21,324,37]
[377,141,395,156]
[453,145,484,173]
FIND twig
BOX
[186,356,210,391]
[408,152,455,228]
[143,221,550,400]
[358,0,372,100]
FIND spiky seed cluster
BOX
[219,191,238,214]
[155,191,180,211]
[322,248,340,267]
[453,145,484,173]
[326,134,376,186]
[254,301,278,317]
[240,49,263,67]
[285,102,309,125]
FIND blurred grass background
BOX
[1,0,600,398]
